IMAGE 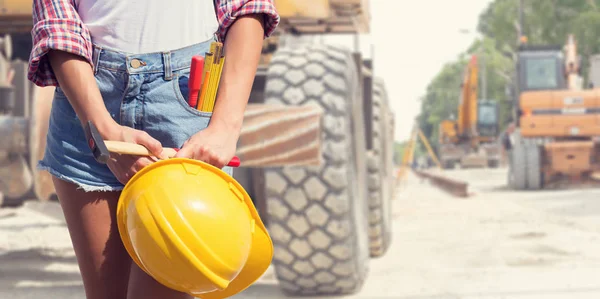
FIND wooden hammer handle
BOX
[105,141,178,158]
[104,141,240,167]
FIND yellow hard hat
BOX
[116,158,273,298]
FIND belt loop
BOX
[162,51,173,81]
[92,45,102,75]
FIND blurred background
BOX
[3,0,600,298]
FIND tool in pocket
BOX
[189,41,225,112]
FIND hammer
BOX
[83,121,241,167]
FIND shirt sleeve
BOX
[215,0,280,42]
[28,0,93,87]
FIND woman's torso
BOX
[75,0,219,54]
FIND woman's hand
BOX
[101,124,167,184]
[173,15,265,168]
[174,124,238,169]
[47,50,167,184]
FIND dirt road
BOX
[3,168,600,298]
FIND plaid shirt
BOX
[28,0,280,87]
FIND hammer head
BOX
[83,121,110,164]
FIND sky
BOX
[328,0,495,141]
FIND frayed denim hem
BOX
[37,161,124,192]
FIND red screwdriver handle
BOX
[228,156,241,167]
[188,56,204,108]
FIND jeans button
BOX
[131,59,142,68]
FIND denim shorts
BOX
[39,37,233,192]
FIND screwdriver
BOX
[188,56,204,108]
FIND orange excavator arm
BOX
[457,55,479,138]
[438,55,479,146]
[564,34,582,90]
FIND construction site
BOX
[4,0,600,298]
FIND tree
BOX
[417,0,600,146]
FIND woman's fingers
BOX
[131,130,167,159]
[173,145,193,159]
[174,142,230,168]
[194,146,210,162]
[207,150,227,169]
[174,143,206,161]
[106,154,155,185]
[193,146,224,168]
[133,157,153,171]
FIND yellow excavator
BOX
[0,0,396,296]
[438,55,502,169]
[397,125,441,182]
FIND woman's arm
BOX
[174,0,280,167]
[209,14,265,134]
[30,0,116,134]
[47,51,120,136]
[209,0,280,133]
[29,1,105,127]
[29,0,93,86]
[29,0,163,156]
[173,14,266,165]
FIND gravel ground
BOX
[3,169,600,299]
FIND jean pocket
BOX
[172,72,214,118]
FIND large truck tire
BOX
[525,141,543,190]
[367,78,392,257]
[387,111,396,194]
[263,44,370,296]
[508,132,527,190]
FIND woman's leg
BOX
[126,263,193,299]
[53,177,132,299]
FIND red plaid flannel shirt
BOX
[28,0,280,87]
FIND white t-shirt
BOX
[75,0,219,54]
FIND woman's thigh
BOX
[126,264,193,299]
[53,177,131,299]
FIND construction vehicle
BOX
[438,55,502,169]
[0,0,396,296]
[397,125,470,197]
[398,125,442,180]
[504,33,600,190]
